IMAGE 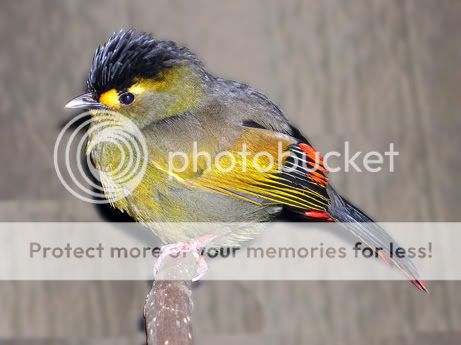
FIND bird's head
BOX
[66,30,209,127]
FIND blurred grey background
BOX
[0,0,460,344]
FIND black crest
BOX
[87,29,197,96]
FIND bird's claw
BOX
[153,234,218,281]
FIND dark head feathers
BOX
[87,29,199,96]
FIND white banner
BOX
[0,222,455,281]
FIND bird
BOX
[65,29,427,291]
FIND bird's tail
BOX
[326,187,428,293]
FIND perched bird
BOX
[66,29,426,291]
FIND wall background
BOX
[0,0,460,344]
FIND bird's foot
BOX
[153,233,218,282]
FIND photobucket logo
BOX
[166,141,399,176]
[54,111,148,204]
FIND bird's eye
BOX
[119,92,135,105]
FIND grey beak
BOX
[65,93,107,110]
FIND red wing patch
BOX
[304,210,333,221]
[296,143,329,187]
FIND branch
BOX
[144,280,193,345]
[144,252,198,345]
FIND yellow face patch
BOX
[98,77,168,109]
[99,89,120,109]
[128,78,168,94]
[96,66,202,116]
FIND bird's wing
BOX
[162,126,332,216]
[147,123,427,290]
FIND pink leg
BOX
[153,233,219,281]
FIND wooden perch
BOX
[144,280,193,345]
[144,252,198,345]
